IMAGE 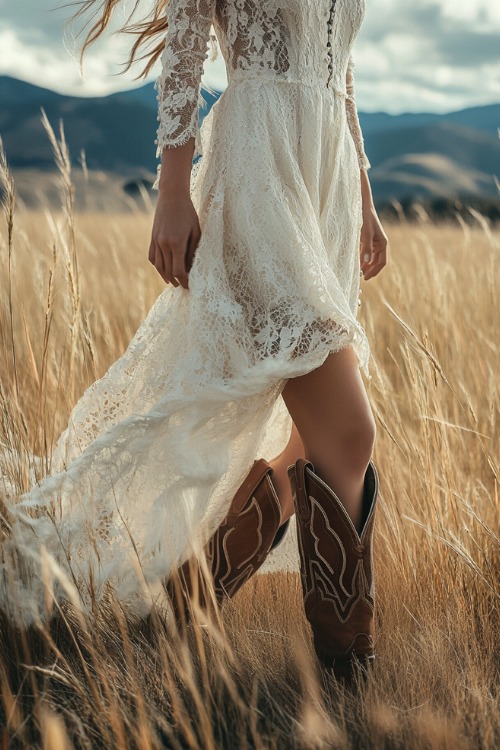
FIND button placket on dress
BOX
[326,0,337,88]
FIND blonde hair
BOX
[70,0,171,78]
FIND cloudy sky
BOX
[1,0,499,114]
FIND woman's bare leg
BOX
[281,345,376,533]
[268,421,305,522]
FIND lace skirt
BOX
[0,78,371,625]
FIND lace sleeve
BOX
[153,0,215,189]
[345,55,371,171]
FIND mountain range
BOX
[1,74,499,208]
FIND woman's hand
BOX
[359,169,389,281]
[149,139,200,289]
[149,187,201,289]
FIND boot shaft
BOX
[288,459,378,667]
[165,459,287,625]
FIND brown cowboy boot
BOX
[165,458,290,626]
[288,458,379,683]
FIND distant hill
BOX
[1,74,499,206]
[366,121,500,201]
[360,104,500,139]
[0,76,218,173]
[0,76,161,173]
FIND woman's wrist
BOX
[360,168,375,210]
[158,139,195,194]
[158,177,192,198]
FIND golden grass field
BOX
[0,131,499,749]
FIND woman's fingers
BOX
[150,235,190,289]
[170,241,189,289]
[150,190,202,289]
[173,223,202,288]
[150,239,178,287]
[362,243,388,280]
[149,209,200,290]
[148,240,156,266]
[162,245,179,287]
[361,244,375,266]
[360,237,374,275]
[359,203,389,281]
[360,212,389,279]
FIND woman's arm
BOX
[154,0,215,188]
[345,55,389,280]
[359,169,388,281]
[149,0,215,289]
[150,138,201,289]
[345,54,371,172]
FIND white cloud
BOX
[432,0,500,27]
[0,28,129,95]
[352,0,500,112]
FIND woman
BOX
[1,0,388,682]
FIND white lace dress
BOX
[1,0,372,624]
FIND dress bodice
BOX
[215,0,365,91]
[154,0,371,183]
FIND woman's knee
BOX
[305,411,376,475]
[329,411,377,471]
[282,346,377,471]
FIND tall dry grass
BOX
[0,124,498,749]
